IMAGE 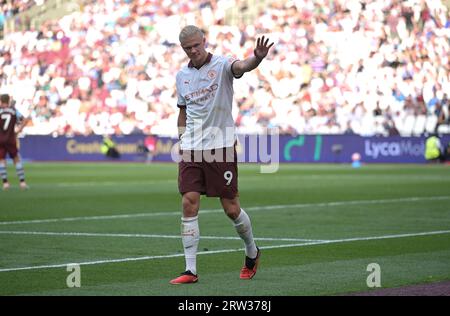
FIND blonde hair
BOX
[179,25,204,43]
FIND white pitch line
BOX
[0,229,449,273]
[0,212,180,226]
[1,196,449,226]
[258,229,450,250]
[0,230,325,243]
[57,179,176,187]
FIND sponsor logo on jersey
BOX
[207,70,217,80]
[184,83,219,103]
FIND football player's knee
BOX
[225,206,240,220]
[222,198,240,213]
[182,195,199,214]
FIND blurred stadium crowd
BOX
[0,0,449,137]
[1,0,39,21]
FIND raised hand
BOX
[254,35,274,60]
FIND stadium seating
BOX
[0,0,448,137]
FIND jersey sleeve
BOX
[224,56,243,79]
[175,72,187,108]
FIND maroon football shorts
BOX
[178,146,238,199]
[0,140,18,160]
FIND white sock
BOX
[233,209,257,259]
[181,216,200,275]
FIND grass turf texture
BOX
[0,162,449,295]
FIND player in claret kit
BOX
[170,25,274,284]
[0,94,29,191]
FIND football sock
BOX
[181,216,200,275]
[15,162,25,182]
[0,163,7,183]
[233,209,258,259]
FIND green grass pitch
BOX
[0,162,449,295]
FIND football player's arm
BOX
[232,35,274,77]
[178,107,186,140]
[16,116,30,134]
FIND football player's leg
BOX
[0,160,7,182]
[0,159,8,190]
[170,192,201,284]
[172,161,204,284]
[221,197,258,259]
[221,197,260,279]
[0,146,9,189]
[181,192,200,275]
[12,154,27,189]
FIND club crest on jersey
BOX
[207,70,217,80]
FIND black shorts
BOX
[178,147,238,199]
[0,140,18,160]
